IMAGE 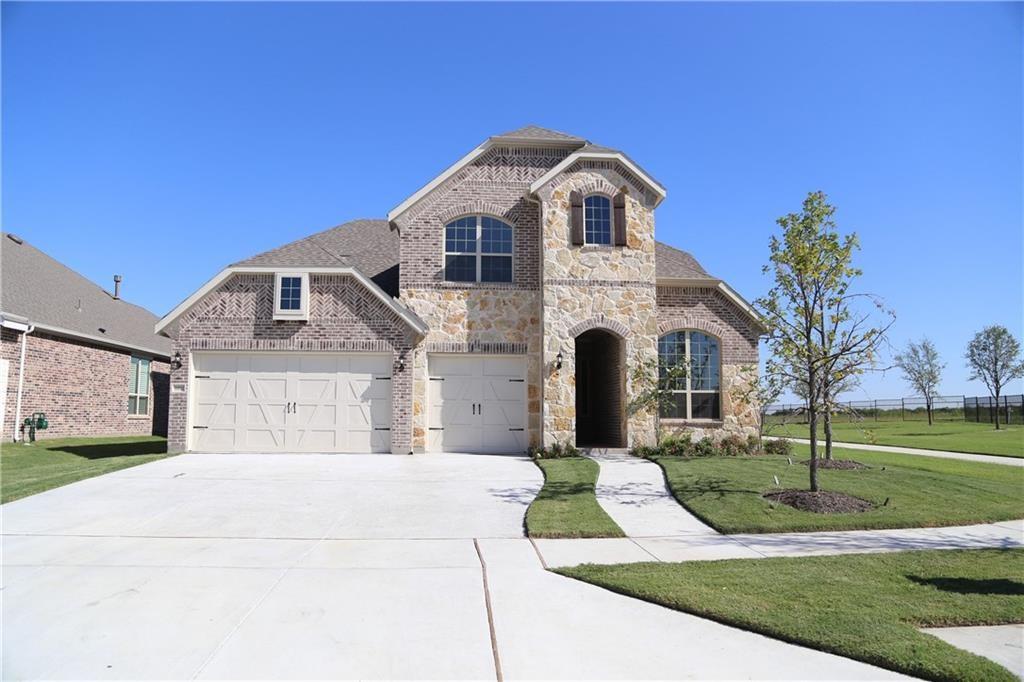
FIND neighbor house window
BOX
[274,272,309,320]
[444,216,513,283]
[584,195,612,245]
[128,356,150,416]
[658,330,721,419]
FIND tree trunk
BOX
[823,408,833,460]
[808,408,819,492]
[926,399,933,426]
[994,391,1001,430]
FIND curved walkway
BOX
[786,438,1023,467]
[544,453,1024,568]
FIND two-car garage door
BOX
[190,353,392,453]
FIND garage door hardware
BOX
[508,378,524,383]
[374,427,391,431]
[429,427,443,431]
[508,428,524,431]
[429,377,444,381]
[285,402,298,413]
[472,403,485,415]
[374,376,391,380]
[192,426,208,429]
[194,375,211,379]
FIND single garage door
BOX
[427,355,527,454]
[190,352,392,453]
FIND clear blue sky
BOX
[4,2,1021,401]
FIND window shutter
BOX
[613,192,627,246]
[570,191,584,245]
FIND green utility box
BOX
[22,412,48,443]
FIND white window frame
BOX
[583,194,614,246]
[443,215,514,284]
[128,356,151,416]
[658,330,722,421]
[273,272,310,321]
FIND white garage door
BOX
[190,352,392,453]
[427,355,527,454]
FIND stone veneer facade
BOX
[166,134,762,453]
[1,328,169,440]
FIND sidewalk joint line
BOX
[527,536,548,569]
[473,539,503,682]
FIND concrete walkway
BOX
[2,452,904,680]
[557,452,1024,569]
[921,625,1024,680]
[787,437,1024,467]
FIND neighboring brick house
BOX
[157,126,764,455]
[1,234,171,441]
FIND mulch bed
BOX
[764,489,874,514]
[800,458,868,470]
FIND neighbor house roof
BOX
[1,233,172,357]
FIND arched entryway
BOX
[574,328,625,447]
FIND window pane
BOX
[444,254,477,282]
[691,393,721,419]
[659,392,687,419]
[689,332,720,390]
[138,396,149,415]
[129,358,139,393]
[584,195,612,245]
[137,360,150,394]
[445,217,477,253]
[481,256,512,283]
[280,276,302,310]
[481,217,513,254]
[128,396,138,415]
[658,331,686,390]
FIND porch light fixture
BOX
[171,352,182,370]
[555,350,563,370]
[397,358,406,372]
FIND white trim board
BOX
[529,151,667,206]
[155,266,429,337]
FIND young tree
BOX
[965,326,1024,430]
[790,366,859,459]
[894,338,945,425]
[757,191,893,492]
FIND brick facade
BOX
[168,273,416,453]
[0,328,169,441]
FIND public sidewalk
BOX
[786,438,1024,467]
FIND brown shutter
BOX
[570,191,584,245]
[613,192,627,246]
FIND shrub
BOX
[764,438,793,456]
[747,435,762,454]
[529,440,581,459]
[692,437,718,457]
[719,434,752,456]
[659,433,693,458]
[631,444,660,460]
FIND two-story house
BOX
[156,126,764,455]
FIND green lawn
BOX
[1,436,172,503]
[558,549,1024,682]
[769,420,1024,457]
[655,446,1024,533]
[525,458,625,538]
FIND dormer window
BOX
[274,272,309,320]
[584,195,612,245]
[444,216,513,283]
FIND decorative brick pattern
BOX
[168,273,416,454]
[566,315,632,339]
[0,328,168,440]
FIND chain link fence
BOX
[765,394,1024,426]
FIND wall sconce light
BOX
[397,358,406,372]
[555,350,563,370]
[171,352,182,370]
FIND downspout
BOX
[13,323,35,442]
[524,191,545,448]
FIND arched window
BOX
[444,216,513,283]
[583,195,612,245]
[658,330,721,419]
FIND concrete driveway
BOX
[3,453,903,680]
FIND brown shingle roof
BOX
[491,125,586,143]
[1,233,171,356]
[234,220,714,289]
